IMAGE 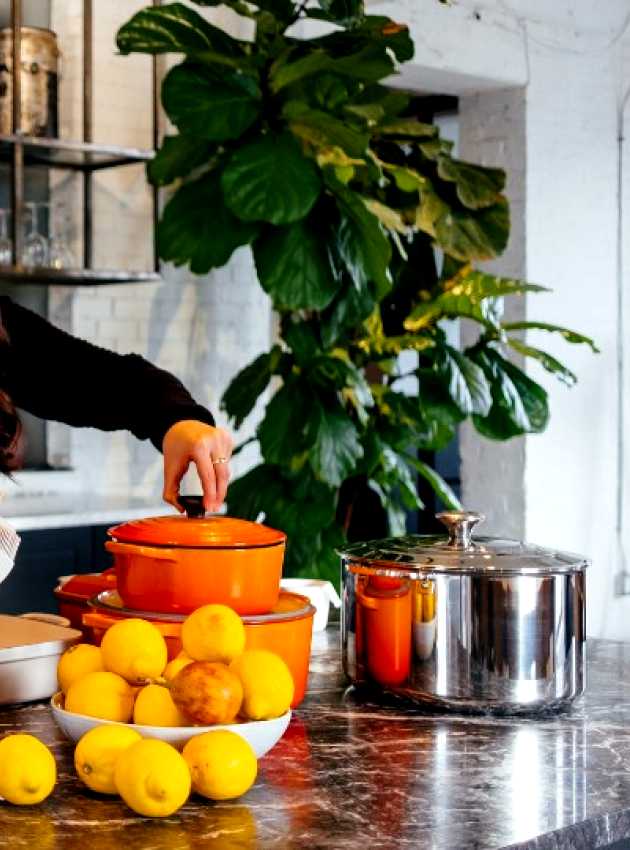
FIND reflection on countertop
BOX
[3,630,630,849]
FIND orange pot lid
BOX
[89,590,314,625]
[108,515,286,549]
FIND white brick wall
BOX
[41,1,272,500]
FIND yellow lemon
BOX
[74,725,142,794]
[65,671,135,722]
[57,643,104,693]
[229,650,294,720]
[114,739,191,817]
[100,619,168,683]
[133,684,187,727]
[181,604,245,664]
[183,730,257,801]
[163,654,193,683]
[0,734,56,805]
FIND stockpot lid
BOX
[108,515,286,549]
[339,511,589,576]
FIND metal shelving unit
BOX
[5,0,160,286]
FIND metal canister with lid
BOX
[340,511,588,714]
[0,26,59,136]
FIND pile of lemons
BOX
[0,725,257,816]
[59,603,294,727]
[0,603,295,817]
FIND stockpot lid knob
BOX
[437,511,485,550]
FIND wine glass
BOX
[46,203,75,270]
[0,209,12,266]
[22,202,48,267]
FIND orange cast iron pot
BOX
[82,590,315,708]
[106,514,286,616]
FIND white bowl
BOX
[50,693,291,757]
[280,578,341,632]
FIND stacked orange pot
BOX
[80,508,315,707]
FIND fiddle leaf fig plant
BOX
[117,0,597,584]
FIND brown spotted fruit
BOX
[170,660,243,725]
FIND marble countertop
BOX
[3,631,630,849]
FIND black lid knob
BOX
[177,495,206,518]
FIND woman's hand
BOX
[162,420,234,514]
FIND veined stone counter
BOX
[2,630,630,849]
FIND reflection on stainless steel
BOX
[343,569,585,713]
[341,511,588,714]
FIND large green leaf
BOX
[162,64,260,142]
[258,381,316,466]
[188,0,256,15]
[117,3,243,57]
[406,456,462,510]
[436,156,505,209]
[310,353,373,408]
[501,321,599,352]
[433,345,492,417]
[376,119,437,139]
[253,218,338,310]
[252,0,296,18]
[284,103,369,158]
[353,84,409,118]
[221,346,282,429]
[147,134,213,186]
[222,132,321,224]
[314,0,364,25]
[309,404,363,487]
[227,464,336,538]
[405,270,548,331]
[472,348,549,439]
[332,182,392,297]
[270,45,395,92]
[158,170,258,273]
[311,15,413,62]
[320,276,376,348]
[507,339,577,387]
[282,319,321,367]
[434,198,510,262]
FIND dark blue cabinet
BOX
[0,524,114,615]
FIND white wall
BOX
[371,0,630,637]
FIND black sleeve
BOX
[0,296,215,450]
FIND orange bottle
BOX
[359,577,412,687]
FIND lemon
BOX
[57,644,104,694]
[65,671,135,722]
[0,734,56,805]
[133,684,187,727]
[181,604,245,664]
[114,739,191,817]
[101,619,168,683]
[163,654,193,683]
[183,730,257,801]
[74,725,142,794]
[182,729,258,800]
[230,650,294,720]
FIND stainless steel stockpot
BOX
[340,511,588,714]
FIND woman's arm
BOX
[0,296,232,511]
[0,296,214,446]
